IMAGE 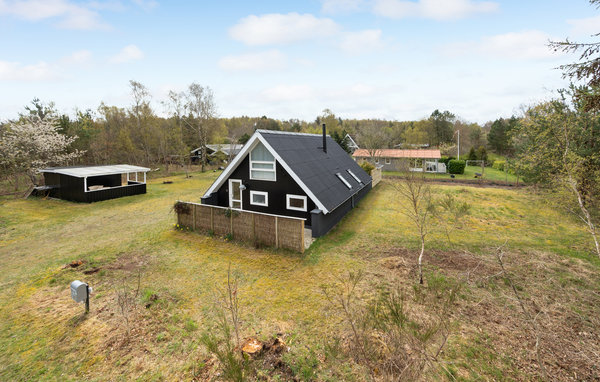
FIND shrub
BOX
[359,161,375,175]
[447,160,466,174]
[467,147,477,161]
[492,160,505,171]
[476,146,488,162]
[439,156,454,166]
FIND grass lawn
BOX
[1,171,599,380]
[385,165,519,183]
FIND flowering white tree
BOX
[0,116,83,187]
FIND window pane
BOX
[231,183,240,199]
[252,163,274,170]
[250,142,274,162]
[232,201,241,208]
[252,194,266,204]
[289,198,304,209]
[251,170,275,180]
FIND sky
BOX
[0,0,599,124]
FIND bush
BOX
[467,147,477,161]
[439,156,454,166]
[359,161,375,176]
[492,160,505,171]
[448,160,466,174]
[476,146,488,162]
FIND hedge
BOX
[440,156,454,166]
[492,160,505,171]
[448,160,466,174]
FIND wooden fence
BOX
[372,166,382,187]
[175,201,305,253]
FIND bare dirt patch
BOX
[376,247,600,380]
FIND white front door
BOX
[229,179,242,209]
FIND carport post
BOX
[84,177,87,192]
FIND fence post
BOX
[275,216,279,249]
[211,207,214,232]
[300,220,304,253]
[192,203,196,231]
[230,209,233,237]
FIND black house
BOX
[201,128,372,237]
[38,165,150,203]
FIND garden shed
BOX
[38,165,150,202]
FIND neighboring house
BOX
[38,164,150,202]
[343,134,359,153]
[191,144,244,164]
[353,149,445,173]
[202,129,372,237]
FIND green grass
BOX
[1,172,598,380]
[384,165,519,183]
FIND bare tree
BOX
[129,80,154,166]
[114,269,142,336]
[162,90,191,176]
[393,167,435,284]
[356,121,388,164]
[184,83,217,172]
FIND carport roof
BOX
[39,165,150,178]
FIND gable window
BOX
[347,169,363,184]
[286,194,307,212]
[385,158,391,164]
[336,172,352,189]
[250,142,276,181]
[250,191,268,207]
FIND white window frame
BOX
[249,143,276,181]
[375,157,380,164]
[385,157,391,164]
[336,173,353,189]
[347,169,363,184]
[286,194,307,212]
[249,190,268,207]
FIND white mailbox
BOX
[70,280,88,303]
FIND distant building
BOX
[343,134,359,152]
[191,144,244,164]
[352,149,445,173]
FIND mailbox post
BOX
[70,280,92,313]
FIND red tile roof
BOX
[352,149,441,159]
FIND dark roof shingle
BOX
[259,130,371,212]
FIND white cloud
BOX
[61,50,93,65]
[340,29,385,54]
[131,0,158,11]
[0,60,57,81]
[219,50,287,72]
[567,14,600,37]
[446,30,561,60]
[372,0,498,20]
[0,0,109,29]
[321,0,364,13]
[229,13,340,46]
[261,84,315,102]
[109,44,144,63]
